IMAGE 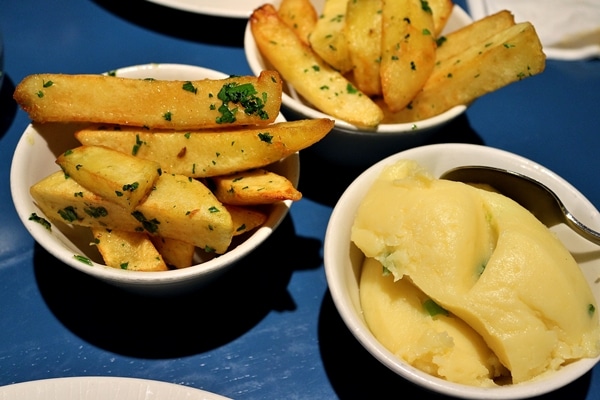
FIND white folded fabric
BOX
[466,0,600,60]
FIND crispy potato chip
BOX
[226,205,269,236]
[308,0,353,73]
[210,168,302,205]
[75,118,333,177]
[56,145,161,211]
[435,10,515,62]
[380,0,437,112]
[14,71,282,129]
[345,0,383,96]
[150,236,196,269]
[250,3,383,127]
[384,22,545,122]
[92,228,169,271]
[277,0,318,45]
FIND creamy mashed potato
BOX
[352,160,600,386]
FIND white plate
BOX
[0,376,231,400]
[146,0,265,18]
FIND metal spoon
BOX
[440,165,600,246]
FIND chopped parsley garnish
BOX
[423,299,449,317]
[122,182,139,192]
[74,254,93,266]
[58,206,79,222]
[215,82,270,124]
[131,211,160,233]
[589,304,596,317]
[29,213,51,230]
[258,132,273,143]
[132,134,145,155]
[84,206,108,218]
[208,206,220,213]
[163,111,172,121]
[182,81,197,94]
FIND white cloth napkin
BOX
[466,0,600,60]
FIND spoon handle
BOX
[564,212,600,246]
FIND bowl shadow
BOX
[0,75,17,140]
[34,215,323,359]
[317,289,595,399]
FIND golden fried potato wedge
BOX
[13,71,282,129]
[308,0,353,73]
[385,22,545,122]
[226,205,269,236]
[56,145,161,211]
[210,168,302,205]
[91,228,169,271]
[428,0,454,36]
[277,0,318,45]
[150,236,196,269]
[135,173,233,254]
[250,4,383,127]
[435,10,515,62]
[380,0,437,112]
[75,119,333,177]
[345,0,383,96]
[30,171,143,231]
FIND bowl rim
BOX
[324,143,600,399]
[244,2,472,134]
[10,62,298,289]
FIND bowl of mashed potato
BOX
[324,143,600,398]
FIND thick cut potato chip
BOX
[380,0,437,112]
[308,0,353,74]
[384,22,545,122]
[277,0,318,45]
[14,71,282,129]
[92,228,169,272]
[135,173,233,254]
[210,168,302,205]
[250,3,383,127]
[150,236,196,269]
[345,0,383,96]
[75,118,333,177]
[428,0,454,36]
[56,145,161,211]
[435,10,515,62]
[30,171,143,231]
[226,205,269,236]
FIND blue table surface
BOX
[1,1,599,398]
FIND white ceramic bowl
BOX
[324,143,600,399]
[10,63,298,296]
[244,1,472,166]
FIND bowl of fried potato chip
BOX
[245,0,546,166]
[11,63,333,295]
[324,143,600,398]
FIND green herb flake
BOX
[84,206,108,218]
[122,182,139,192]
[258,132,273,143]
[216,81,270,124]
[58,206,79,222]
[120,262,129,270]
[423,299,449,317]
[163,111,172,121]
[132,211,160,234]
[74,254,93,266]
[182,81,197,94]
[236,224,247,232]
[43,80,54,88]
[208,206,220,213]
[589,304,596,317]
[132,134,145,156]
[29,213,51,231]
[420,0,432,13]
